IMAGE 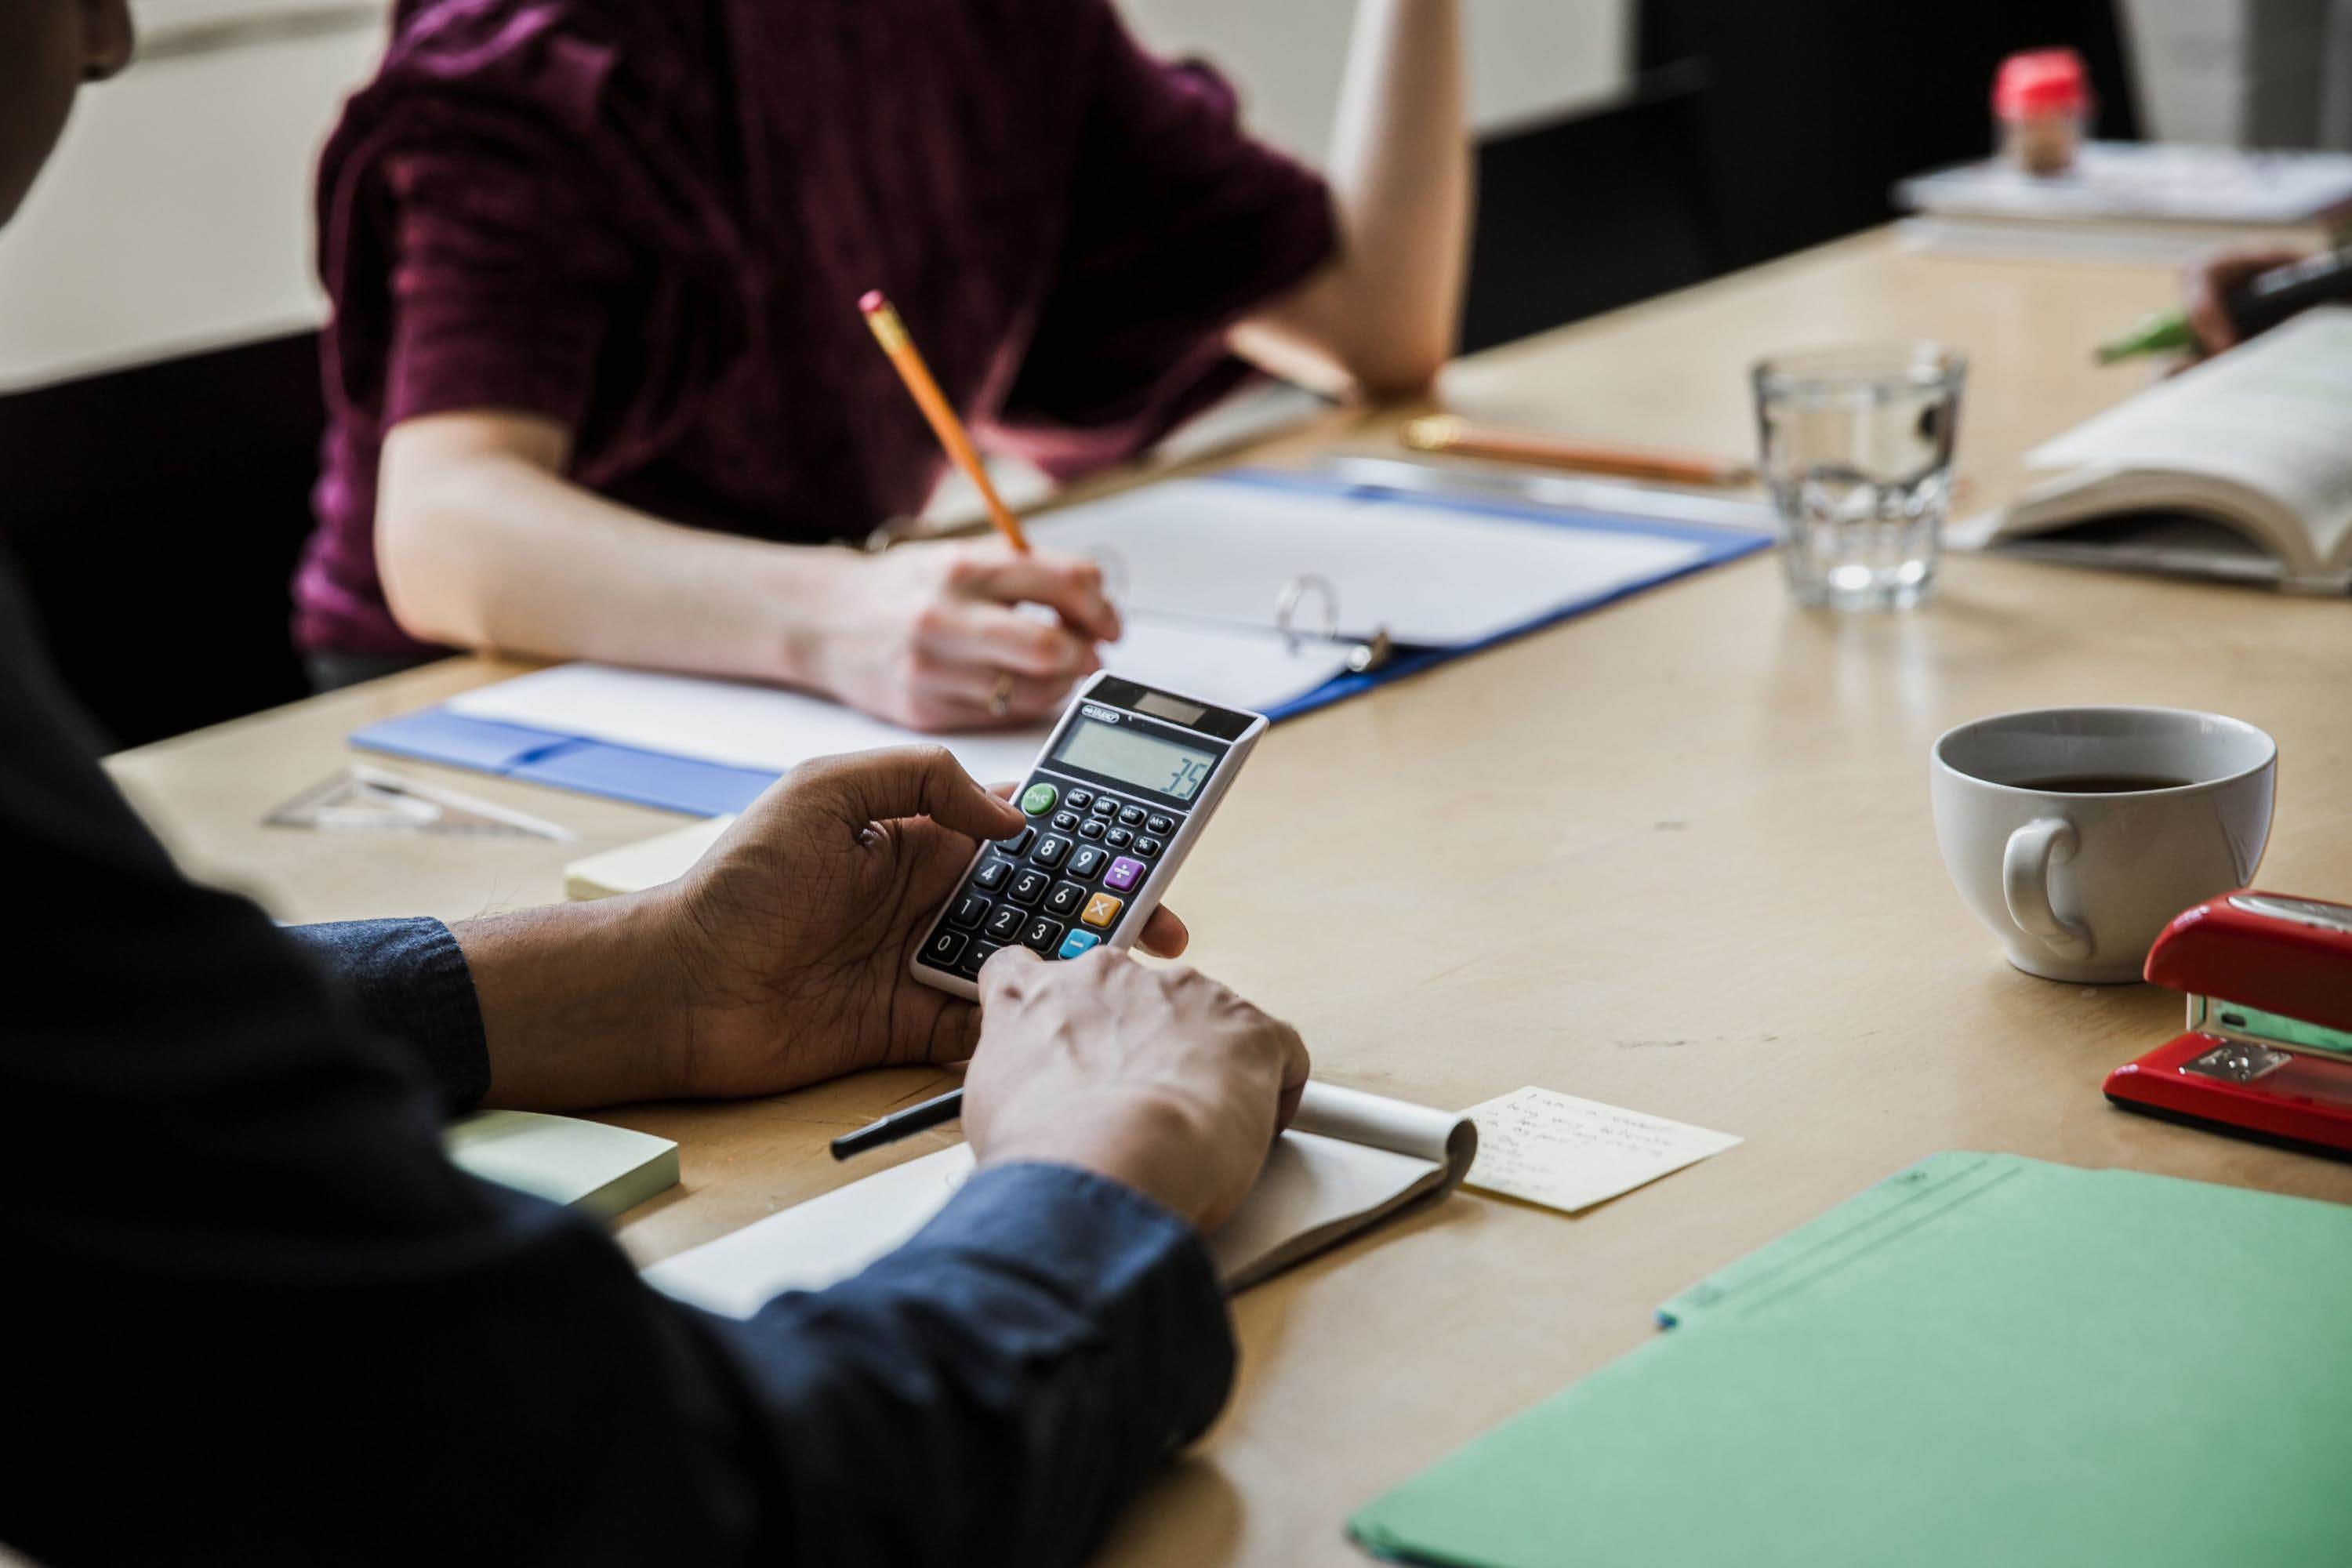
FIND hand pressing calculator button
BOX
[912,673,1267,997]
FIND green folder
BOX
[1349,1152,2352,1566]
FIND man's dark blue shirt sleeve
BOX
[0,564,1235,1567]
[285,918,491,1109]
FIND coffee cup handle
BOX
[2002,817,2092,960]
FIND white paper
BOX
[447,616,1348,792]
[1029,477,1708,646]
[448,664,1040,782]
[643,1083,1477,1316]
[1461,1086,1740,1215]
[1897,142,2352,226]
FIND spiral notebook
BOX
[351,469,1768,815]
[644,1083,1478,1311]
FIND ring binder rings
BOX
[1272,575,1393,674]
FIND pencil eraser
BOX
[858,289,887,315]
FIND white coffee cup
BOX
[1929,707,2276,983]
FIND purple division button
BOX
[1104,855,1146,893]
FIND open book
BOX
[644,1083,1476,1314]
[1955,308,2352,593]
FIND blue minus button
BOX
[1057,931,1102,960]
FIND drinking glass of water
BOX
[1751,343,1966,610]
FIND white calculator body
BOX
[910,673,1268,1000]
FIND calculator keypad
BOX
[918,774,1192,978]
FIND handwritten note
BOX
[1461,1087,1740,1214]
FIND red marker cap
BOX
[1994,48,2091,120]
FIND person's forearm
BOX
[1236,0,1469,396]
[377,418,856,686]
[451,893,690,1111]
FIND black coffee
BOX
[2009,772,2193,794]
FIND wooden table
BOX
[108,229,2352,1566]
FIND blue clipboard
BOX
[351,468,1773,816]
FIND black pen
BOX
[830,1087,964,1160]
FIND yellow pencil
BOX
[859,290,1030,554]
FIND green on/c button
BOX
[1019,782,1059,816]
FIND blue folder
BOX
[351,469,1772,817]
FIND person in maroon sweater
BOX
[297,0,1471,723]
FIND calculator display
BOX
[1053,717,1216,800]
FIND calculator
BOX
[910,673,1268,1000]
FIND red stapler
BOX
[2105,890,2352,1156]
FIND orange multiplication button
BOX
[1081,893,1123,929]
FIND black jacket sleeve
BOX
[0,568,1233,1568]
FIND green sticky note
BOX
[445,1110,678,1222]
[1350,1154,2352,1566]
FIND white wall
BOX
[2124,0,2352,147]
[0,3,386,391]
[1120,0,1631,160]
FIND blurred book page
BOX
[2023,307,2352,564]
